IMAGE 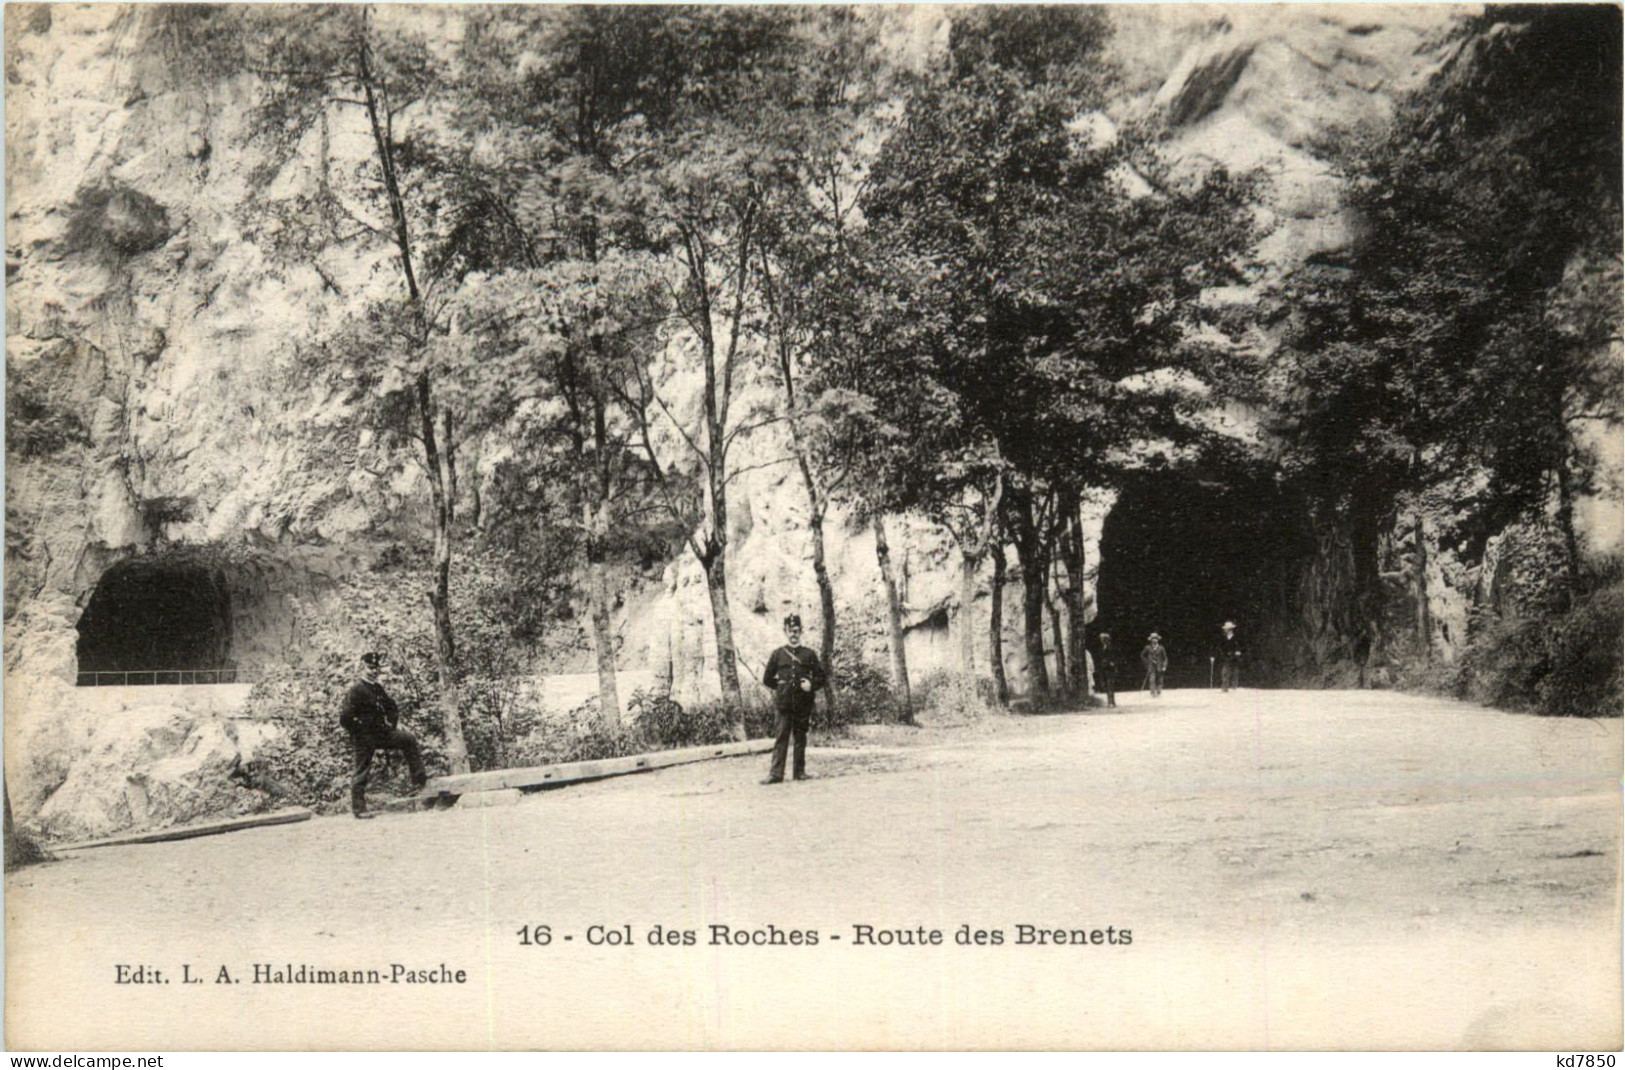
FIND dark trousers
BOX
[349,726,427,814]
[768,703,811,781]
[1098,666,1116,707]
[1220,659,1239,690]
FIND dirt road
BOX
[7,688,1620,1050]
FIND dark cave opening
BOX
[1095,470,1312,690]
[75,558,235,685]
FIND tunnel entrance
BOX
[75,557,236,685]
[1095,469,1312,690]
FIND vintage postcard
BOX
[5,3,1620,1052]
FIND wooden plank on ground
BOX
[55,807,313,852]
[425,738,773,797]
[456,789,521,809]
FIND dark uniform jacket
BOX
[1094,639,1119,671]
[762,645,826,714]
[1217,634,1243,662]
[339,679,400,740]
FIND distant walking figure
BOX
[1141,633,1168,697]
[339,652,428,818]
[1093,631,1118,708]
[1217,621,1243,691]
[761,614,827,785]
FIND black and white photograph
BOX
[4,3,1621,1052]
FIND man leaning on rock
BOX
[339,651,428,819]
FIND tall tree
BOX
[453,8,826,727]
[1058,491,1091,696]
[932,464,1005,679]
[615,10,822,724]
[753,8,894,714]
[861,6,1257,697]
[215,5,479,770]
[1274,4,1622,643]
[446,258,671,728]
[438,10,710,727]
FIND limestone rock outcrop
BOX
[5,5,1483,839]
[28,700,276,842]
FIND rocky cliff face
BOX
[5,5,1486,840]
[1118,5,1459,272]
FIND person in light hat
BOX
[1140,632,1168,698]
[1217,621,1243,692]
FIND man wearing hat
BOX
[1140,632,1168,697]
[1217,621,1243,692]
[760,614,827,784]
[1091,631,1118,708]
[338,651,428,818]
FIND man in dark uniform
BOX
[1092,631,1118,708]
[1217,621,1243,691]
[761,614,826,785]
[339,651,428,818]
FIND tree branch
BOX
[722,455,796,486]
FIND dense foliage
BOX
[1268,5,1621,709]
[132,6,1619,738]
[240,547,547,810]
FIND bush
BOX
[914,670,1003,723]
[459,673,543,771]
[631,689,734,748]
[241,665,357,813]
[1455,582,1623,717]
[504,691,776,766]
[516,699,649,764]
[239,547,547,807]
[824,640,899,728]
[1393,650,1467,699]
[1535,583,1623,717]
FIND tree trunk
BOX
[1020,550,1051,698]
[420,376,471,775]
[959,551,980,675]
[1061,497,1089,698]
[585,504,622,729]
[763,243,839,717]
[989,542,1010,705]
[361,39,467,774]
[1413,510,1431,652]
[1047,562,1067,694]
[810,508,839,715]
[1350,485,1387,684]
[702,549,747,737]
[872,514,915,723]
[789,401,837,714]
[442,411,457,523]
[1556,446,1582,602]
[1006,487,1052,698]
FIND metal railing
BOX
[75,669,259,688]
